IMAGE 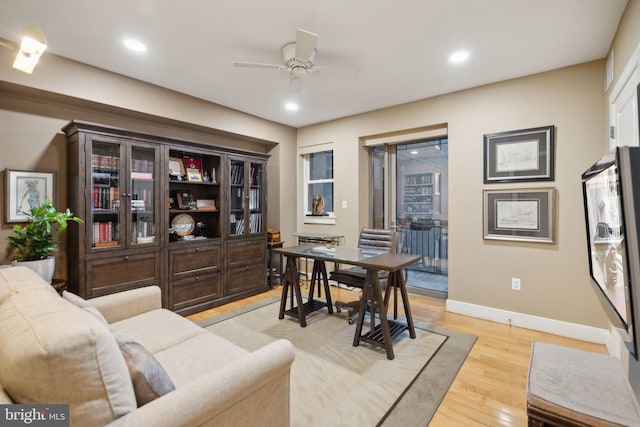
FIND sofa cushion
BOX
[153,332,249,387]
[0,288,136,426]
[113,331,176,406]
[110,308,207,354]
[0,266,56,305]
[63,290,109,325]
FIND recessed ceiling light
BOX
[410,151,418,155]
[285,102,299,111]
[449,50,469,63]
[123,38,147,53]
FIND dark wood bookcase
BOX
[63,121,268,315]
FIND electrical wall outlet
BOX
[512,278,521,291]
[341,200,347,209]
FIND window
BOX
[303,150,334,215]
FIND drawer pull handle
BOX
[195,276,200,281]
[195,247,200,252]
[124,256,129,261]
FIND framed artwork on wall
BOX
[483,125,555,183]
[483,188,555,243]
[5,169,56,223]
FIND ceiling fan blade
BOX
[295,29,318,61]
[233,61,287,71]
[311,66,359,79]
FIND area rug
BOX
[197,298,476,427]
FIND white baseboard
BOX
[446,299,610,345]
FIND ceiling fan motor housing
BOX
[281,42,316,73]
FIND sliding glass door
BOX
[371,138,448,296]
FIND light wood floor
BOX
[188,285,606,427]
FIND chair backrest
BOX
[358,228,397,254]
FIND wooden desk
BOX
[273,244,420,360]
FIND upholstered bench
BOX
[527,341,640,426]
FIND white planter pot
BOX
[12,256,56,283]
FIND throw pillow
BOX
[113,331,176,406]
[62,290,109,325]
[0,289,137,426]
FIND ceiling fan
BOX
[233,29,359,81]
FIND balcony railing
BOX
[398,225,448,275]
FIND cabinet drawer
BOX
[170,272,222,312]
[227,264,266,294]
[227,240,265,267]
[86,252,159,297]
[170,244,221,278]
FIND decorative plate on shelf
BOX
[171,213,195,236]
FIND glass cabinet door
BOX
[90,141,122,248]
[229,159,245,235]
[130,145,157,245]
[248,162,264,235]
[229,158,264,237]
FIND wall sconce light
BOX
[0,27,48,74]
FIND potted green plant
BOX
[7,198,83,282]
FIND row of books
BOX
[93,187,119,211]
[230,163,244,185]
[92,154,119,172]
[91,154,154,173]
[405,173,433,185]
[249,188,261,210]
[249,213,262,233]
[92,221,119,246]
[92,220,154,246]
[404,187,434,195]
[229,212,262,234]
[132,220,154,239]
[92,187,152,211]
[131,159,154,173]
[250,166,262,186]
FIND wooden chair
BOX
[330,228,397,324]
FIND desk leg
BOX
[308,261,318,303]
[395,271,416,339]
[318,261,333,314]
[353,268,394,360]
[268,247,275,289]
[278,257,292,319]
[383,273,399,320]
[278,256,307,327]
[307,260,333,314]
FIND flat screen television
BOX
[582,146,640,359]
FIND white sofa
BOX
[0,266,295,426]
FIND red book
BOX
[100,222,107,242]
[93,188,99,209]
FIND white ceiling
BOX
[0,0,628,128]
